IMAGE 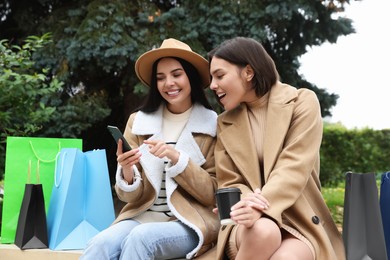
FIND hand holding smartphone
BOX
[107,125,132,152]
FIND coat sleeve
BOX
[115,113,150,204]
[214,117,254,197]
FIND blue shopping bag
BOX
[47,148,115,250]
[380,172,390,259]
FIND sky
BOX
[299,0,390,130]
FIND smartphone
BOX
[107,125,132,152]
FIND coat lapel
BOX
[176,104,217,166]
[264,82,297,180]
[219,82,298,189]
[132,103,217,138]
[219,105,261,189]
[263,82,298,179]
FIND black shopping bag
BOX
[343,172,387,260]
[380,172,390,259]
[14,160,48,249]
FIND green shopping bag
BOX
[0,136,82,244]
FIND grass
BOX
[322,185,345,230]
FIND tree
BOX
[0,0,356,181]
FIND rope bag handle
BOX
[29,140,61,163]
[54,151,67,188]
[27,159,41,184]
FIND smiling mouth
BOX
[217,93,226,100]
[167,90,181,96]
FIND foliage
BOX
[320,124,390,186]
[0,0,356,115]
[0,33,111,180]
[0,0,357,181]
[0,33,61,136]
[0,34,63,178]
[321,184,344,229]
[189,0,354,116]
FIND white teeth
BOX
[218,93,226,98]
[167,90,180,95]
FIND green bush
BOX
[0,34,111,181]
[0,33,64,180]
[0,182,3,234]
[320,124,390,186]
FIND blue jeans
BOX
[80,219,198,260]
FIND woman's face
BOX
[209,57,256,111]
[156,58,192,114]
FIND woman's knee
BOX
[123,225,155,250]
[121,225,160,259]
[250,218,281,243]
[236,217,281,254]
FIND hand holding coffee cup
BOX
[215,188,241,225]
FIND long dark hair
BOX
[139,57,212,113]
[208,37,279,97]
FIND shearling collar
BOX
[130,102,217,192]
[132,103,217,137]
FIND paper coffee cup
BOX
[215,188,241,225]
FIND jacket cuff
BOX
[166,150,189,178]
[115,164,142,192]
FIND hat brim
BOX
[135,48,210,89]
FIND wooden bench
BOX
[0,244,82,260]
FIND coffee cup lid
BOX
[215,188,241,194]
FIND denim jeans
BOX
[80,219,198,260]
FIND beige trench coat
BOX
[213,82,345,260]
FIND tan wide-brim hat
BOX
[135,38,210,88]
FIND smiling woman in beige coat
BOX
[208,37,345,260]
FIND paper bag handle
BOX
[54,151,66,188]
[27,160,41,184]
[29,140,61,163]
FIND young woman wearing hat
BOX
[208,37,345,260]
[80,39,219,259]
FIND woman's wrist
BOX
[122,167,134,184]
[169,151,180,165]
